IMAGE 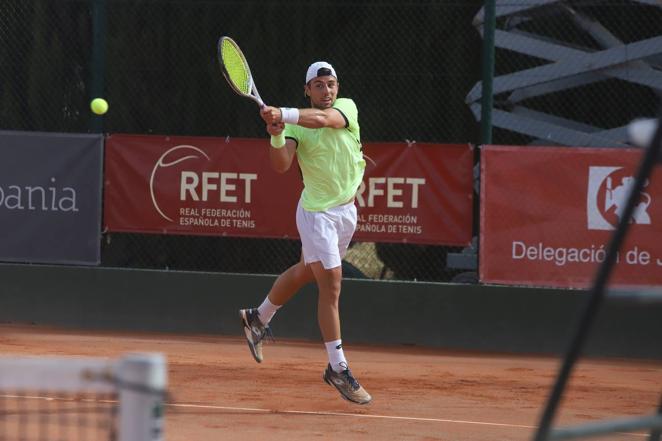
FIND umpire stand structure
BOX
[467,0,662,147]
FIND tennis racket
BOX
[217,36,265,109]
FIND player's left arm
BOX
[261,106,348,129]
[296,108,347,129]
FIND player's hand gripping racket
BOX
[217,36,266,109]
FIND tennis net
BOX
[0,353,167,441]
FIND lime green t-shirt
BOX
[284,97,366,212]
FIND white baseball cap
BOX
[305,61,337,84]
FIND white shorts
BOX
[296,199,357,270]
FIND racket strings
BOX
[221,39,252,95]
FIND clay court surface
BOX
[1,324,660,441]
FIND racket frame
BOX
[217,36,265,108]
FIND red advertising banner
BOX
[480,145,662,288]
[104,134,473,245]
[357,142,473,245]
[104,134,302,239]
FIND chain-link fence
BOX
[3,0,659,282]
[1,0,482,282]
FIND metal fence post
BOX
[90,0,107,133]
[480,0,496,145]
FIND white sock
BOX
[256,296,281,325]
[325,339,348,373]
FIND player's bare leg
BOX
[311,262,342,341]
[239,256,314,363]
[267,255,315,305]
[311,262,371,404]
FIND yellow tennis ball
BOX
[90,98,108,115]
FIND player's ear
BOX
[303,84,309,98]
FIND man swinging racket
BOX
[239,61,371,405]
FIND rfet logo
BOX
[150,145,210,222]
[149,144,258,223]
[587,166,652,230]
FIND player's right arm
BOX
[266,122,296,173]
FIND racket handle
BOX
[260,103,278,128]
[257,101,278,127]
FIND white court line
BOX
[167,402,649,438]
[168,402,532,427]
[0,394,648,438]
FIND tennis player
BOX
[239,61,371,405]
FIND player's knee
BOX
[293,262,315,285]
[320,281,342,302]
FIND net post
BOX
[117,353,167,441]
